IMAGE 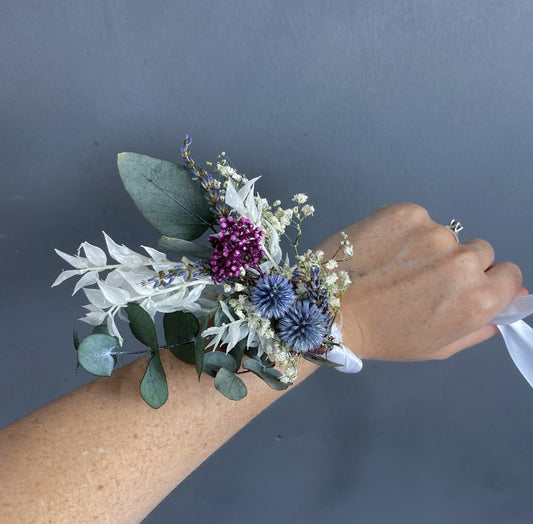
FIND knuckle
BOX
[501,261,523,286]
[442,249,481,276]
[424,227,457,251]
[461,289,498,323]
[456,250,481,274]
[386,202,430,224]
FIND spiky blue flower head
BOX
[250,274,294,319]
[277,300,329,351]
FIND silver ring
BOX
[446,219,463,242]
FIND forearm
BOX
[0,352,317,523]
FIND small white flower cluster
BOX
[53,233,217,344]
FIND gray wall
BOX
[2,1,533,522]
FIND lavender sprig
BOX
[180,135,230,217]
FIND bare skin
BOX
[0,203,524,523]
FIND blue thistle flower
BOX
[250,274,294,319]
[276,300,329,351]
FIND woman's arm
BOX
[0,203,523,523]
[0,350,316,523]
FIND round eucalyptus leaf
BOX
[169,343,196,364]
[203,351,237,377]
[243,358,289,390]
[140,351,168,409]
[77,334,118,377]
[163,311,199,347]
[117,152,213,240]
[125,302,159,351]
[214,367,247,401]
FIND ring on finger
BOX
[445,219,463,243]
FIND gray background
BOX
[2,1,533,523]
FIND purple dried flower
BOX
[208,216,265,282]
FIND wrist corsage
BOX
[53,136,361,407]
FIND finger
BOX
[435,283,529,359]
[434,324,499,359]
[461,238,495,271]
[484,261,523,314]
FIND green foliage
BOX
[203,351,237,377]
[158,236,212,259]
[140,351,168,409]
[195,316,210,379]
[229,339,247,369]
[77,334,118,377]
[243,358,289,390]
[117,152,213,241]
[125,302,159,351]
[92,325,111,335]
[214,367,247,401]
[214,300,236,327]
[245,346,274,368]
[303,353,343,367]
[73,327,80,350]
[164,311,199,364]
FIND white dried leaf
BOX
[83,288,113,309]
[106,314,123,345]
[81,242,107,266]
[55,249,89,269]
[103,232,146,266]
[142,245,168,263]
[51,269,81,287]
[73,270,99,295]
[80,310,107,326]
[98,280,131,305]
[225,179,246,215]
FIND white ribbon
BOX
[329,294,533,381]
[328,322,363,373]
[492,294,533,388]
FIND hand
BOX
[317,203,524,361]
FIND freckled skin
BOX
[0,203,523,522]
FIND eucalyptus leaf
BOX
[77,334,118,377]
[229,339,247,369]
[303,353,343,367]
[73,326,80,351]
[92,324,111,336]
[158,236,212,259]
[164,311,198,364]
[195,316,210,379]
[244,346,273,367]
[163,311,199,346]
[214,367,247,401]
[243,358,289,390]
[203,351,237,377]
[169,343,196,364]
[125,302,159,351]
[214,300,236,327]
[117,152,213,240]
[140,351,168,409]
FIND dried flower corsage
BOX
[53,136,361,407]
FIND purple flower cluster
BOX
[208,216,265,282]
